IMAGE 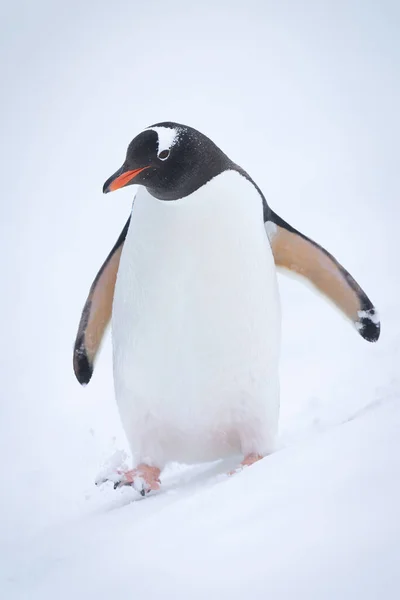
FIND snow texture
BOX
[356,308,381,329]
[1,1,399,599]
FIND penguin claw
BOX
[228,453,264,476]
[97,464,161,496]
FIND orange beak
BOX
[103,166,149,193]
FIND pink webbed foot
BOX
[228,453,263,476]
[115,464,161,496]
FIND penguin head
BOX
[103,122,232,201]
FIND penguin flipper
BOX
[73,217,131,384]
[266,211,380,342]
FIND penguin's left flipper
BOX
[266,211,380,342]
[73,217,131,385]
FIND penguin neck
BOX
[128,170,266,246]
[144,154,235,201]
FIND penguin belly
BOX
[112,170,281,468]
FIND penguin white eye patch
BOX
[146,126,180,157]
[158,149,170,160]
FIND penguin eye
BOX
[158,149,170,161]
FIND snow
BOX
[1,1,399,599]
[94,450,129,486]
[357,308,381,325]
[3,400,400,599]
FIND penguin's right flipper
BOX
[266,211,380,342]
[73,217,130,385]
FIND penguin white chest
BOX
[112,170,281,466]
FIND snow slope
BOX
[1,1,399,598]
[3,398,400,599]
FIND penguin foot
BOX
[228,453,263,476]
[114,464,161,496]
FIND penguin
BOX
[73,122,380,494]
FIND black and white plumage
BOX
[74,122,380,472]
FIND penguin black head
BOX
[103,122,233,201]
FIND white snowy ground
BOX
[1,2,399,599]
[3,397,400,600]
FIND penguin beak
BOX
[103,166,149,193]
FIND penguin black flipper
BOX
[73,217,131,384]
[265,210,380,342]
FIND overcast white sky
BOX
[1,0,399,542]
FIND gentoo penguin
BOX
[73,122,380,494]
